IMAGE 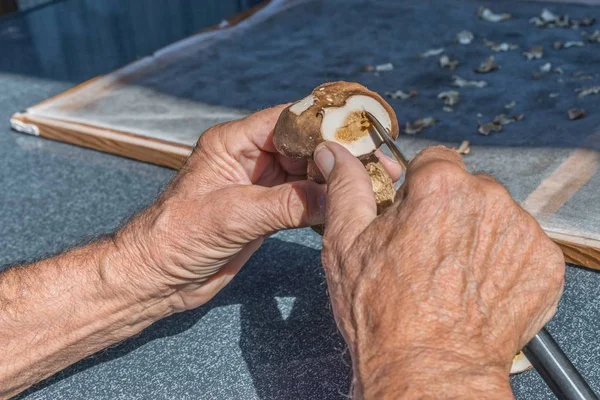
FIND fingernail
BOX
[383,153,401,167]
[314,143,335,179]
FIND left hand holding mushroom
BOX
[117,105,402,313]
[117,106,327,312]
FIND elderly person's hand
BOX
[118,105,402,312]
[314,143,565,398]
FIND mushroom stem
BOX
[308,155,395,235]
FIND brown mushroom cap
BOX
[273,81,399,159]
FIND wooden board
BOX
[10,0,600,271]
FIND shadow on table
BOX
[16,238,352,400]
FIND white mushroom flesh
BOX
[290,95,316,116]
[510,352,533,374]
[320,95,391,157]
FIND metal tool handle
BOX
[365,111,410,170]
[524,328,598,400]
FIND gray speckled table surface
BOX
[1,0,600,399]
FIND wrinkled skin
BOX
[119,105,323,311]
[314,143,565,398]
[119,105,403,312]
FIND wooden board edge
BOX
[10,112,192,170]
[547,232,600,271]
[554,239,600,271]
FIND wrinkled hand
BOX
[314,143,565,398]
[117,106,402,313]
[116,106,321,311]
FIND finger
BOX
[197,238,265,299]
[225,180,327,237]
[226,104,290,155]
[222,105,307,179]
[251,153,307,187]
[374,149,404,182]
[407,145,467,175]
[276,153,308,177]
[397,146,470,204]
[315,142,377,249]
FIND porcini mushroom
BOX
[273,81,400,234]
[274,81,399,159]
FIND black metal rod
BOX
[523,328,598,400]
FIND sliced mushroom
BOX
[452,75,488,88]
[385,90,418,100]
[274,81,399,159]
[478,7,511,23]
[585,30,600,44]
[362,63,394,72]
[511,352,533,375]
[420,48,445,58]
[568,108,586,120]
[523,46,544,61]
[577,86,600,99]
[475,56,499,73]
[439,55,459,71]
[456,31,474,45]
[438,91,460,106]
[484,40,518,52]
[405,117,437,135]
[454,140,471,155]
[274,82,400,235]
[530,9,596,28]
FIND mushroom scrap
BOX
[273,81,399,233]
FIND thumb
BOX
[314,142,377,248]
